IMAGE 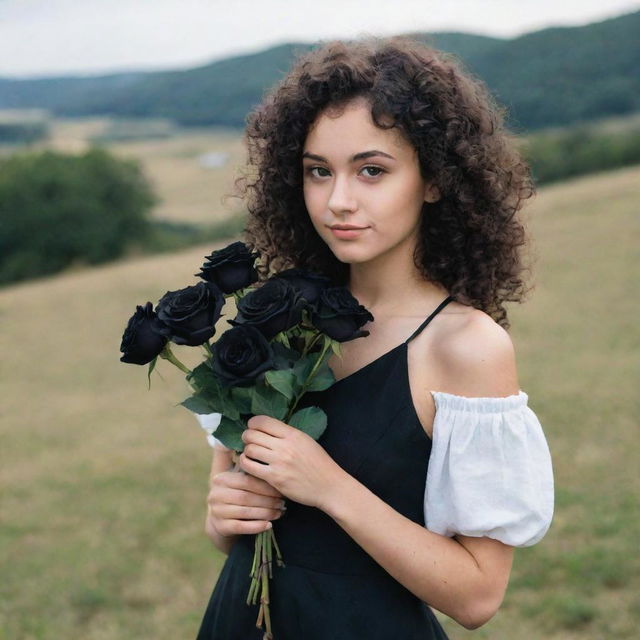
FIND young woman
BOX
[198,36,554,639]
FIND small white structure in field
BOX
[198,151,229,169]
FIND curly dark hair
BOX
[232,35,536,329]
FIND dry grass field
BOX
[1,160,638,638]
[28,117,247,225]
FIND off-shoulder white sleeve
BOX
[424,390,554,547]
[193,412,231,450]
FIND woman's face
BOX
[302,98,439,267]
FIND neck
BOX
[347,236,448,316]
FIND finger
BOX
[216,469,283,498]
[216,503,285,522]
[239,451,270,480]
[208,507,274,537]
[212,486,285,511]
[225,519,274,535]
[245,475,284,499]
[241,428,276,448]
[244,443,276,465]
[247,415,290,437]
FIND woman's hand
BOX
[239,414,348,510]
[206,466,286,538]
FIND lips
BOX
[328,225,370,240]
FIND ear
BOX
[424,182,441,203]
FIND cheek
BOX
[303,188,326,228]
[372,189,421,230]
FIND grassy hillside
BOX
[1,165,638,638]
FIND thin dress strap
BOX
[405,295,455,344]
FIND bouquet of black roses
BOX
[119,241,372,639]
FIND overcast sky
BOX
[1,0,638,78]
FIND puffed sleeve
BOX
[193,412,231,451]
[424,390,554,547]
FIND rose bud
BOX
[311,287,374,342]
[211,325,275,386]
[120,302,170,365]
[195,241,259,294]
[229,277,304,340]
[274,268,332,305]
[156,281,225,346]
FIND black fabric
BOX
[197,296,455,639]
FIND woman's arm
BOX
[320,474,513,629]
[320,314,519,629]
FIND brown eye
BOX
[306,166,330,178]
[361,166,385,178]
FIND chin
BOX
[331,248,375,265]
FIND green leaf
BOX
[250,383,289,420]
[187,362,221,393]
[264,368,297,400]
[215,415,246,451]
[230,386,253,414]
[185,363,240,420]
[180,395,219,414]
[292,354,315,386]
[288,406,327,440]
[306,365,336,392]
[330,340,342,357]
[147,356,157,390]
[271,341,299,369]
[214,389,240,421]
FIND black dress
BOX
[197,296,455,640]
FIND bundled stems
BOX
[232,453,284,639]
[246,522,285,638]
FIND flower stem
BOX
[159,344,191,375]
[301,331,322,358]
[202,341,214,358]
[286,335,331,421]
[269,526,285,567]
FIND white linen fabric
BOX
[424,390,554,547]
[193,412,229,450]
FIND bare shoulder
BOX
[431,305,520,397]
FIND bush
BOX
[523,123,640,184]
[0,121,49,144]
[0,147,156,285]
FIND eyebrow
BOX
[302,149,396,163]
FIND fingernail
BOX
[266,522,273,529]
[279,501,286,510]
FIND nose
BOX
[327,174,357,215]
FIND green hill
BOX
[1,10,638,131]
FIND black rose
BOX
[196,241,259,294]
[156,281,225,346]
[211,325,275,386]
[230,277,304,340]
[311,287,374,342]
[120,302,170,365]
[274,268,332,305]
